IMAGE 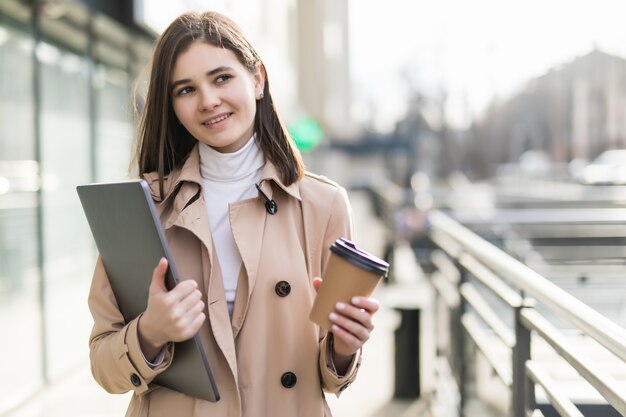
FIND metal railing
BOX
[427,209,626,417]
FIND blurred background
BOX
[2,0,626,416]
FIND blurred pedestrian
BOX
[87,10,379,417]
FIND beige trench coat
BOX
[88,146,361,417]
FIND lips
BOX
[202,113,232,126]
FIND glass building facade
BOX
[0,1,153,413]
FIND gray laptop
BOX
[77,179,220,402]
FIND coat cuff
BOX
[121,316,175,395]
[319,333,362,396]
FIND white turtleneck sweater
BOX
[198,136,265,317]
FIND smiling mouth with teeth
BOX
[204,113,232,125]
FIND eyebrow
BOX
[170,66,234,91]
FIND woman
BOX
[88,11,379,417]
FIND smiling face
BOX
[170,41,265,153]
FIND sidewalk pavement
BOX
[5,192,430,417]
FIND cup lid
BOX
[330,238,389,276]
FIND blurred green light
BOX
[288,116,324,152]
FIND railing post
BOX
[453,265,468,416]
[525,368,536,417]
[512,304,532,417]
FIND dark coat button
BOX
[130,373,141,387]
[281,371,297,388]
[275,281,291,297]
[265,200,278,215]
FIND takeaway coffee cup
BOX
[310,238,389,332]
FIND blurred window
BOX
[38,39,95,380]
[94,64,133,181]
[0,22,43,411]
[0,4,149,413]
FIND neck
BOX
[198,135,265,183]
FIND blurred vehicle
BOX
[518,149,551,175]
[574,149,626,185]
[497,149,552,179]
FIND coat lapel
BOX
[168,197,240,380]
[230,266,249,338]
[229,194,266,334]
[229,164,302,336]
[206,244,238,378]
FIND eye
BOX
[215,74,233,84]
[175,86,194,96]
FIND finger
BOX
[312,277,323,293]
[350,296,380,314]
[335,302,374,330]
[172,298,205,331]
[187,312,206,336]
[167,279,199,302]
[331,324,360,349]
[186,298,205,318]
[177,290,204,316]
[173,312,206,342]
[166,294,204,331]
[150,258,169,294]
[329,311,371,342]
[182,310,206,336]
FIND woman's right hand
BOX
[137,258,206,361]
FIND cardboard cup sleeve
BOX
[310,238,389,332]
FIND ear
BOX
[254,63,267,97]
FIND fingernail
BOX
[329,312,339,321]
[352,297,361,304]
[336,302,345,310]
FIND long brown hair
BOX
[133,11,304,198]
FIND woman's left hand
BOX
[312,277,380,357]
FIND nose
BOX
[198,86,220,111]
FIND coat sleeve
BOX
[88,257,174,395]
[317,185,362,395]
